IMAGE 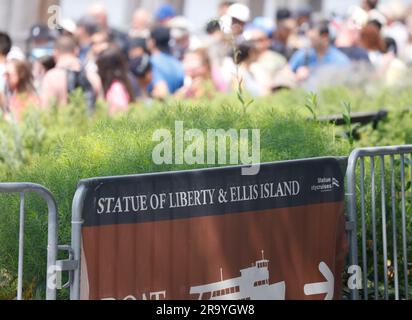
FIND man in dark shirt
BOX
[335,22,370,63]
[88,3,129,56]
[289,21,350,82]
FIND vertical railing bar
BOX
[360,157,368,300]
[371,156,379,299]
[70,185,86,300]
[347,151,360,301]
[17,192,25,301]
[410,153,412,300]
[400,154,409,299]
[380,155,389,300]
[405,153,412,300]
[390,155,399,300]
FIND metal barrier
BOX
[346,146,412,300]
[0,183,76,300]
[0,183,58,300]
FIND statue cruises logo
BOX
[190,252,285,300]
[311,177,341,193]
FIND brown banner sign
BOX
[78,158,348,300]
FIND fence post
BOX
[70,184,87,300]
[346,150,360,301]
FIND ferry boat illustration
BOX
[190,253,286,300]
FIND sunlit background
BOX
[0,0,409,46]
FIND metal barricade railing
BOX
[0,183,58,300]
[0,183,78,300]
[346,146,412,300]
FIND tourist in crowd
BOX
[3,59,39,122]
[276,8,292,26]
[130,9,152,39]
[176,48,216,99]
[90,31,111,58]
[155,4,177,25]
[74,15,100,65]
[87,2,129,56]
[362,0,381,16]
[381,1,409,55]
[401,15,412,66]
[363,0,378,12]
[335,21,370,63]
[272,9,296,59]
[233,41,262,97]
[96,47,135,115]
[32,55,55,94]
[289,21,350,82]
[204,19,233,92]
[126,38,153,98]
[226,3,251,39]
[128,37,149,60]
[26,24,56,61]
[148,26,184,95]
[81,29,113,75]
[359,22,387,68]
[41,35,101,111]
[290,5,313,51]
[25,25,57,95]
[360,21,407,86]
[129,54,169,101]
[362,0,387,24]
[245,25,288,95]
[0,32,12,106]
[218,1,235,18]
[168,16,193,61]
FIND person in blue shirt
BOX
[289,21,350,82]
[129,54,169,101]
[155,4,177,25]
[148,26,184,94]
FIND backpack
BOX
[66,68,96,114]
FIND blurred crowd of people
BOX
[1,0,412,121]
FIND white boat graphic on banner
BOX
[190,254,286,300]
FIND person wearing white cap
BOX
[380,1,409,55]
[227,3,251,37]
[168,16,193,60]
[361,0,387,29]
